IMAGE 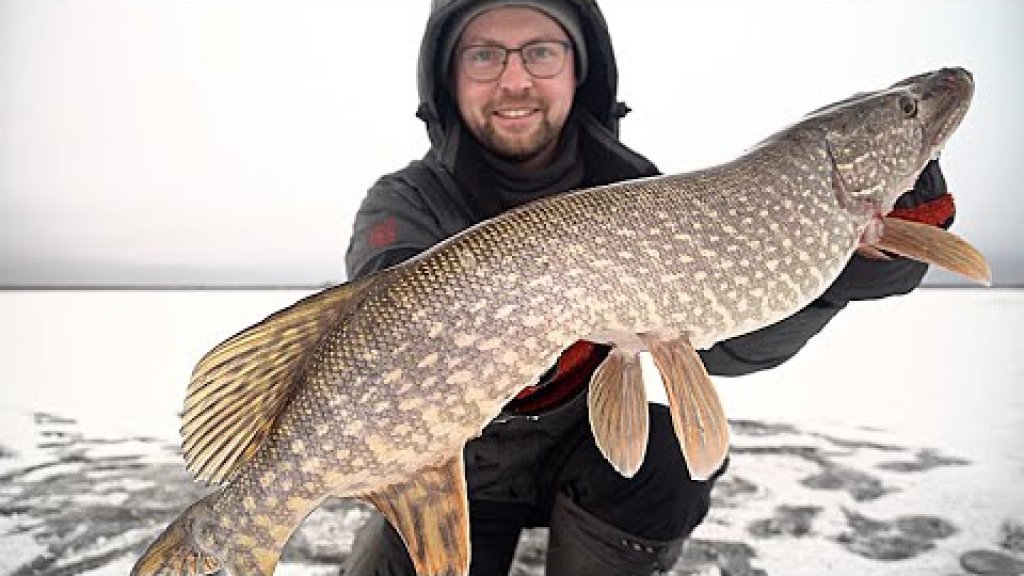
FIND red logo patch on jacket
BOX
[368,217,398,248]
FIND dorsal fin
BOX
[181,271,385,485]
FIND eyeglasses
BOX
[458,40,572,82]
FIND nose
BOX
[497,52,533,92]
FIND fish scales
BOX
[196,148,860,560]
[133,67,981,576]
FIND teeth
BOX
[496,109,534,118]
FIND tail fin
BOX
[132,499,222,576]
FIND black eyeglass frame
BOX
[457,40,573,82]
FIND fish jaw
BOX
[896,67,975,166]
[893,67,974,210]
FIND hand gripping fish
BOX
[133,67,988,575]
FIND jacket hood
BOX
[416,0,629,166]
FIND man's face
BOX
[453,7,576,168]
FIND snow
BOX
[0,288,1021,574]
[0,290,305,443]
[712,288,1024,531]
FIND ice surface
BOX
[0,288,1021,574]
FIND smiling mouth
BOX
[493,108,539,119]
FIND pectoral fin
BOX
[876,216,992,285]
[588,348,649,478]
[365,455,470,576]
[641,334,729,481]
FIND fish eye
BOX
[898,95,918,117]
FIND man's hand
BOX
[889,159,954,228]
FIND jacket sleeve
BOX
[345,173,447,281]
[699,160,948,377]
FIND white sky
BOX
[1,0,1022,286]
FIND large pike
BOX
[133,67,986,575]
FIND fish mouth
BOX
[914,67,975,159]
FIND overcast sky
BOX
[1,0,1022,287]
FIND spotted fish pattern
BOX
[132,68,982,576]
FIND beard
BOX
[479,112,559,164]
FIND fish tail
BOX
[132,497,222,576]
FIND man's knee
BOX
[546,492,686,575]
[570,404,725,542]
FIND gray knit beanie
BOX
[439,0,588,86]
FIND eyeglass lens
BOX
[460,41,570,81]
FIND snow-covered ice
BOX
[0,288,1021,574]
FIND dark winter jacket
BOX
[344,0,945,380]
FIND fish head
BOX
[804,67,974,218]
[799,68,989,285]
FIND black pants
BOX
[342,391,724,575]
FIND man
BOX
[342,1,954,574]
